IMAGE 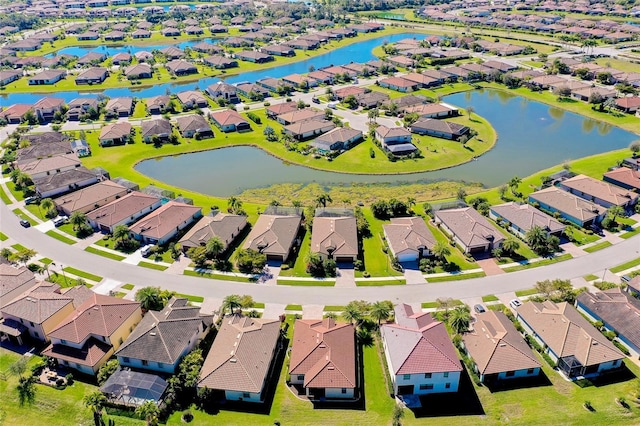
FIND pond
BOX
[0,32,426,105]
[134,89,637,197]
[47,38,221,58]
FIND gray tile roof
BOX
[435,207,505,249]
[383,216,436,257]
[490,202,565,234]
[179,212,247,250]
[243,214,301,258]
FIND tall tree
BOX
[39,198,55,218]
[135,286,163,312]
[370,301,392,325]
[113,224,130,243]
[69,211,88,231]
[607,205,624,223]
[432,241,451,261]
[205,236,224,259]
[501,238,520,256]
[135,401,160,426]
[449,306,471,334]
[83,391,107,426]
[227,196,242,214]
[315,192,333,208]
[222,294,242,315]
[16,376,36,406]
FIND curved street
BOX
[2,199,638,305]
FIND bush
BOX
[246,112,261,124]
[182,409,194,423]
[613,340,631,356]
[362,271,370,278]
[65,373,74,386]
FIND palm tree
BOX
[432,241,451,261]
[135,286,163,312]
[465,105,475,119]
[342,303,363,325]
[407,197,416,211]
[342,198,351,208]
[113,224,130,243]
[608,205,625,224]
[370,301,391,325]
[83,391,107,426]
[69,211,87,231]
[222,294,242,315]
[525,225,549,255]
[449,306,471,334]
[292,200,303,208]
[135,400,160,426]
[509,176,522,196]
[501,238,520,256]
[227,196,242,214]
[205,236,224,259]
[39,198,55,218]
[315,192,333,208]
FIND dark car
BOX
[19,219,31,228]
[311,97,320,104]
[473,304,486,314]
[24,196,39,205]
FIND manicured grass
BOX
[175,293,204,303]
[277,279,335,286]
[284,304,303,311]
[137,261,169,271]
[46,272,81,288]
[39,257,53,265]
[502,254,572,272]
[24,204,47,221]
[62,267,102,282]
[422,300,463,309]
[583,274,599,281]
[515,288,539,297]
[121,284,135,290]
[6,182,24,201]
[11,209,35,226]
[183,269,254,283]
[45,230,77,245]
[583,241,612,253]
[113,292,127,298]
[621,227,640,239]
[324,305,346,311]
[356,278,406,286]
[610,257,640,273]
[482,295,499,302]
[0,185,11,204]
[11,243,27,251]
[427,271,487,282]
[488,303,507,312]
[0,231,7,241]
[427,222,480,271]
[84,246,126,260]
[253,302,265,309]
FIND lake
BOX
[135,89,637,196]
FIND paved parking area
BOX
[402,262,427,285]
[560,242,586,258]
[335,265,355,287]
[476,258,505,276]
[302,304,324,319]
[263,303,286,319]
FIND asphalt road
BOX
[2,199,639,305]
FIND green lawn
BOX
[24,204,47,221]
[0,185,11,204]
[427,271,487,282]
[11,209,35,226]
[502,254,572,272]
[421,300,463,309]
[583,274,599,281]
[45,230,76,245]
[515,288,539,297]
[621,227,640,239]
[183,269,255,283]
[356,278,406,286]
[11,244,27,251]
[6,182,24,201]
[583,241,613,253]
[0,231,7,241]
[427,222,480,271]
[39,257,52,265]
[277,279,335,286]
[610,257,640,273]
[481,295,499,302]
[121,284,135,290]
[284,304,303,311]
[324,305,346,311]
[175,293,204,303]
[84,246,126,261]
[138,261,169,271]
[62,267,102,282]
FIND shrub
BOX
[65,373,74,386]
[362,271,370,278]
[246,112,261,124]
[613,340,630,356]
[182,409,194,423]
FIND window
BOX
[119,337,123,345]
[142,360,148,366]
[243,392,250,398]
[122,357,130,363]
[443,372,449,378]
[297,375,304,381]
[341,388,347,394]
[30,322,34,327]
[419,384,433,390]
[158,362,164,369]
[526,368,535,375]
[60,339,66,344]
[402,374,411,380]
[424,373,432,379]
[445,383,451,389]
[506,370,515,377]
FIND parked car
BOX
[24,196,39,205]
[473,304,486,314]
[509,299,522,309]
[140,244,154,258]
[311,97,320,104]
[19,219,31,228]
[52,215,68,227]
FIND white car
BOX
[509,299,522,309]
[140,244,154,257]
[52,215,68,227]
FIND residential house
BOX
[283,120,335,141]
[603,167,640,192]
[125,63,153,80]
[310,211,358,262]
[134,51,154,63]
[209,109,250,133]
[572,86,617,102]
[355,91,389,109]
[204,55,238,69]
[131,29,151,39]
[206,82,239,103]
[87,191,162,233]
[276,109,324,125]
[42,293,142,375]
[33,97,65,122]
[53,180,128,216]
[141,118,172,143]
[434,207,505,254]
[0,264,37,309]
[307,70,334,85]
[374,125,417,155]
[0,70,21,86]
[559,174,638,208]
[145,95,171,115]
[76,31,100,41]
[528,187,606,227]
[99,122,132,146]
[410,118,470,141]
[462,310,541,384]
[0,284,93,345]
[309,127,363,152]
[615,96,640,114]
[198,314,282,403]
[379,76,419,93]
[129,200,202,245]
[404,103,459,119]
[516,300,624,379]
[34,167,101,199]
[401,72,440,88]
[266,102,298,119]
[162,28,180,37]
[577,289,640,358]
[166,59,197,76]
[334,86,367,100]
[261,44,295,57]
[235,83,270,100]
[383,217,436,262]
[489,202,565,238]
[116,297,210,374]
[234,51,273,64]
[76,52,107,67]
[243,211,302,262]
[176,90,208,110]
[18,154,81,180]
[67,98,99,121]
[380,304,463,396]
[289,319,356,399]
[175,114,213,139]
[104,30,125,41]
[0,104,33,124]
[179,211,248,252]
[105,97,134,117]
[28,69,66,86]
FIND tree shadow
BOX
[411,369,484,418]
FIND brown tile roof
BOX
[1,287,73,325]
[198,314,281,393]
[561,174,638,206]
[404,103,457,116]
[381,304,462,375]
[375,125,411,139]
[380,76,417,88]
[242,214,302,258]
[0,264,36,307]
[42,337,112,367]
[141,118,172,138]
[603,167,640,191]
[175,114,211,134]
[116,298,206,365]
[311,216,358,259]
[434,207,505,249]
[53,180,127,214]
[86,191,160,228]
[529,186,603,222]
[209,109,247,127]
[99,122,131,140]
[179,212,247,250]
[0,104,32,120]
[517,300,623,366]
[289,319,356,389]
[176,90,208,105]
[490,202,565,234]
[410,118,469,136]
[18,153,80,176]
[129,201,201,240]
[48,293,141,343]
[266,102,298,116]
[277,108,324,124]
[383,216,436,256]
[314,127,362,144]
[462,310,540,375]
[284,120,335,136]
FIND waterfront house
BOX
[380,304,463,396]
[311,210,358,262]
[603,167,640,192]
[374,125,417,155]
[166,59,197,76]
[176,90,209,109]
[383,217,436,262]
[99,122,132,146]
[409,118,470,141]
[146,95,171,115]
[234,50,273,64]
[206,82,239,103]
[559,174,638,208]
[309,127,363,152]
[0,104,33,124]
[209,109,250,133]
[125,63,153,80]
[28,69,65,86]
[528,187,606,228]
[175,114,213,139]
[243,210,302,262]
[283,120,335,141]
[434,207,505,254]
[53,180,128,216]
[129,201,202,245]
[203,55,238,69]
[141,118,172,143]
[489,202,565,238]
[179,211,247,253]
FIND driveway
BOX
[559,242,587,258]
[302,305,324,319]
[475,258,505,276]
[335,264,355,287]
[262,303,286,319]
[259,261,281,286]
[401,262,427,285]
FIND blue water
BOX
[0,32,426,105]
[47,38,220,58]
[135,90,637,196]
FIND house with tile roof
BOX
[42,293,142,375]
[383,217,436,262]
[105,97,134,117]
[129,201,202,245]
[99,122,132,146]
[462,310,541,383]
[175,114,213,139]
[559,174,638,208]
[311,211,358,262]
[576,288,640,358]
[198,314,282,402]
[176,90,209,110]
[141,118,173,143]
[209,109,250,132]
[242,212,302,262]
[309,127,363,152]
[516,300,624,379]
[374,125,417,155]
[0,264,37,309]
[1,284,93,345]
[28,69,65,85]
[409,118,470,141]
[603,167,640,192]
[87,191,162,234]
[34,166,101,199]
[179,211,247,252]
[289,319,356,399]
[380,304,463,396]
[529,186,606,228]
[434,207,505,254]
[116,297,210,374]
[0,104,33,124]
[18,153,81,180]
[489,202,565,238]
[53,180,128,216]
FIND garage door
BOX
[336,257,354,263]
[397,252,417,262]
